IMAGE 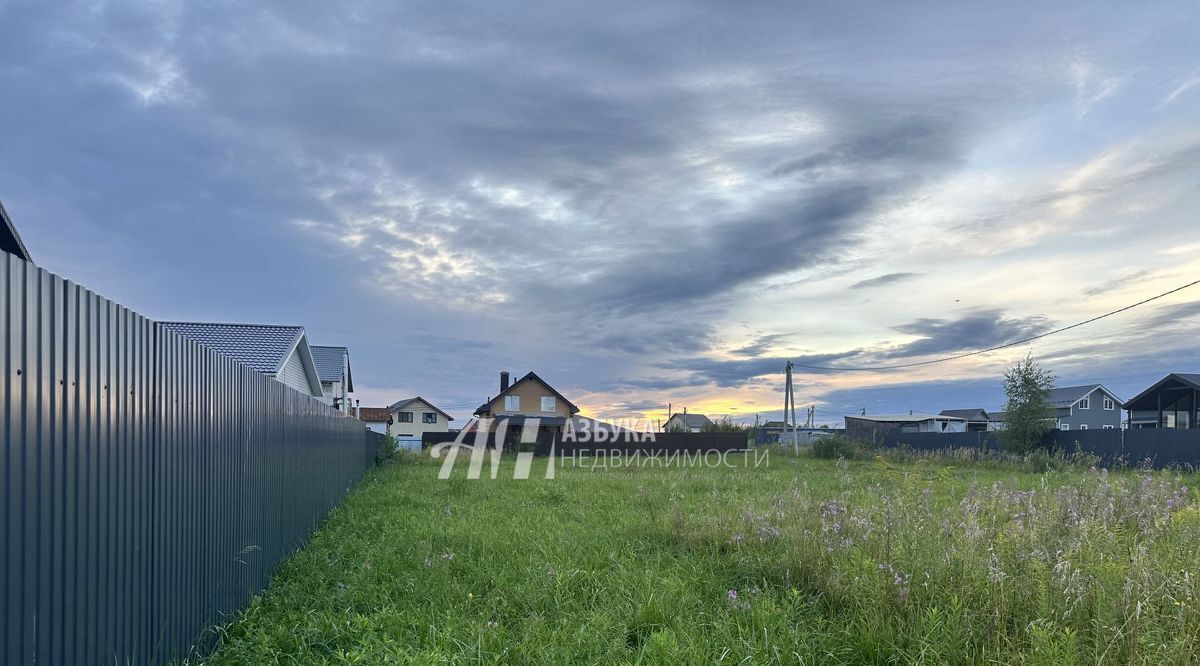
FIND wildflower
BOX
[727,589,738,601]
[440,551,455,561]
[547,568,557,579]
[423,558,432,568]
[487,620,498,628]
[730,533,744,545]
[468,592,475,600]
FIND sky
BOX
[2,1,1199,426]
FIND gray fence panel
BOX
[1,252,374,664]
[881,427,1200,467]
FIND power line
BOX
[792,277,1200,372]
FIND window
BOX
[398,411,413,423]
[540,396,556,412]
[1078,397,1090,410]
[1103,424,1115,429]
[422,412,437,424]
[504,395,521,411]
[1060,423,1070,431]
[1080,424,1088,430]
[1103,397,1114,410]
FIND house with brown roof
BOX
[356,407,392,434]
[472,371,579,438]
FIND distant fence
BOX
[1,252,374,664]
[882,428,1200,467]
[422,430,750,456]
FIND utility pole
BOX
[784,361,798,451]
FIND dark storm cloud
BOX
[882,309,1053,359]
[849,272,923,290]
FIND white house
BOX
[388,397,454,440]
[310,345,354,412]
[159,322,323,398]
[356,407,392,434]
[663,412,712,432]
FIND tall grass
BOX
[196,451,1200,664]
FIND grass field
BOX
[197,448,1200,664]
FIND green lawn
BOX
[197,450,1200,664]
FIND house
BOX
[986,410,1007,430]
[0,198,32,261]
[844,413,966,442]
[388,397,454,439]
[310,345,354,412]
[1123,373,1200,429]
[159,322,324,398]
[663,412,712,432]
[356,407,392,434]
[939,409,991,432]
[1047,384,1123,431]
[472,370,579,437]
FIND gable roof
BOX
[939,408,990,421]
[0,198,32,262]
[666,413,713,428]
[1123,373,1200,411]
[847,413,965,423]
[473,371,580,416]
[310,345,354,391]
[357,407,392,424]
[1048,384,1121,408]
[159,321,323,395]
[388,396,454,421]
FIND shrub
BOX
[374,433,399,464]
[809,435,868,460]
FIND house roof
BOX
[939,408,990,421]
[0,198,32,262]
[473,371,580,416]
[388,396,454,421]
[310,345,354,392]
[846,413,965,423]
[159,321,323,396]
[357,407,392,424]
[667,413,713,428]
[1123,373,1200,411]
[761,420,789,428]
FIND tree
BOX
[999,354,1056,454]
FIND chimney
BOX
[500,371,510,392]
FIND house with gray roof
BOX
[311,345,354,412]
[1047,384,1123,431]
[938,408,991,432]
[1123,373,1200,429]
[663,412,713,432]
[387,396,454,440]
[160,322,324,398]
[0,198,32,262]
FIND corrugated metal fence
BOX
[882,428,1200,467]
[1,252,374,664]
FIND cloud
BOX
[1081,270,1152,297]
[1,1,1197,421]
[665,351,862,388]
[849,272,922,290]
[883,310,1054,359]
